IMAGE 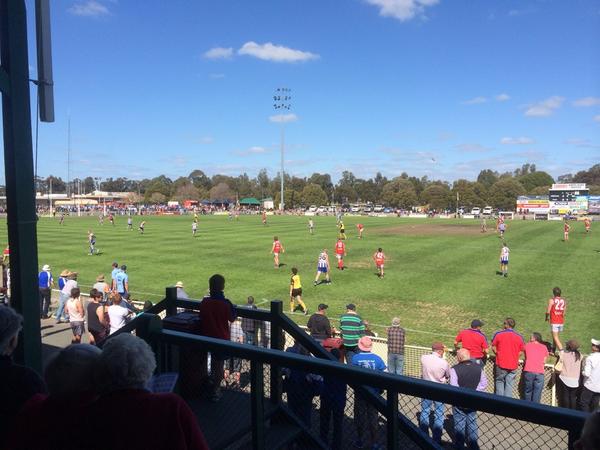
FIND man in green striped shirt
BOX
[340,303,365,363]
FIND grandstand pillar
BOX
[250,360,265,450]
[165,286,177,316]
[1,0,42,372]
[386,388,399,450]
[269,300,284,404]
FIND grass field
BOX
[11,214,600,346]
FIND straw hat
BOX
[68,271,78,279]
[175,281,184,288]
[96,274,105,282]
[60,269,70,277]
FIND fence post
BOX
[386,388,399,450]
[165,286,177,317]
[251,360,265,450]
[269,300,283,404]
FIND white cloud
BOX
[199,136,214,145]
[495,93,510,102]
[594,115,600,123]
[238,42,319,63]
[524,96,564,117]
[203,47,233,60]
[564,138,600,149]
[500,136,535,145]
[269,113,298,123]
[572,97,600,107]
[236,146,269,157]
[68,0,109,17]
[462,96,487,105]
[365,0,440,22]
[209,73,225,79]
[455,143,493,153]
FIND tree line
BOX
[29,163,600,211]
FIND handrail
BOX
[153,326,587,434]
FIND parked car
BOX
[351,205,361,213]
[308,205,317,212]
[482,206,493,215]
[383,207,393,213]
[374,205,384,212]
[471,207,481,216]
[363,206,373,213]
[316,206,327,213]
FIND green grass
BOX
[10,214,600,346]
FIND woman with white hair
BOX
[88,333,209,450]
[0,306,46,447]
[7,344,101,450]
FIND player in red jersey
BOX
[271,236,284,269]
[563,221,570,242]
[373,247,386,278]
[356,223,364,239]
[545,286,567,351]
[584,217,591,233]
[334,238,346,270]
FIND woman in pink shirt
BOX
[523,332,549,403]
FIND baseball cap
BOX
[318,303,328,311]
[471,319,484,328]
[42,264,51,271]
[358,336,373,351]
[592,338,600,347]
[432,342,445,351]
[346,303,356,311]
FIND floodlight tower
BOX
[273,88,291,211]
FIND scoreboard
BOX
[548,183,589,214]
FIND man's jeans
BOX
[55,292,69,322]
[419,398,445,443]
[523,371,544,403]
[387,353,404,375]
[495,366,517,397]
[453,407,479,450]
[244,331,256,346]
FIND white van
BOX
[374,205,384,212]
[482,206,493,216]
[471,207,481,216]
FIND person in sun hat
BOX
[93,274,110,303]
[351,336,386,449]
[175,281,189,299]
[579,338,600,412]
[38,264,54,319]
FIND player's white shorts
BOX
[336,254,343,260]
[551,323,564,332]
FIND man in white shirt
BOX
[419,342,450,444]
[57,272,78,323]
[579,338,600,412]
[108,292,133,334]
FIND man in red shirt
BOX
[492,318,525,398]
[198,274,236,402]
[454,319,489,365]
[545,286,566,352]
[334,238,346,270]
[271,236,284,269]
[523,332,549,403]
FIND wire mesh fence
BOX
[287,325,558,406]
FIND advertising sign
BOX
[589,196,600,214]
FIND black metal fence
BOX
[107,289,588,450]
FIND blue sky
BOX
[8,0,600,184]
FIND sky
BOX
[5,0,600,184]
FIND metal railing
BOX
[107,289,587,450]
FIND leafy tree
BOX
[172,183,200,202]
[421,184,451,210]
[209,182,233,201]
[274,188,300,209]
[334,185,357,204]
[381,178,418,208]
[489,179,526,210]
[514,163,536,177]
[255,169,271,199]
[188,169,211,190]
[301,184,328,206]
[452,179,484,209]
[308,173,333,199]
[46,175,66,193]
[83,177,96,193]
[355,179,378,203]
[518,171,554,192]
[557,173,573,183]
[477,169,499,188]
[573,164,600,185]
[149,192,166,204]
